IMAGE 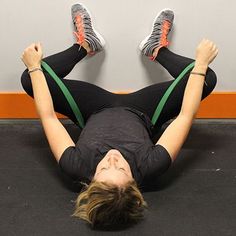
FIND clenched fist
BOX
[195,39,218,67]
[21,42,43,70]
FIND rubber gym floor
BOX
[0,119,235,236]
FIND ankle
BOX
[77,41,91,53]
[152,46,161,59]
[84,42,92,53]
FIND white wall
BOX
[1,0,235,92]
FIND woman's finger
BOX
[36,42,43,54]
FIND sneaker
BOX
[139,9,174,60]
[71,3,105,54]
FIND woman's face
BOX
[94,149,133,186]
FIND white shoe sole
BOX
[139,8,173,51]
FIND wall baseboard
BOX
[0,92,235,119]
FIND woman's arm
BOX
[21,43,55,118]
[180,39,218,118]
[156,39,218,162]
[21,43,75,162]
[28,70,56,118]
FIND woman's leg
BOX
[21,44,116,125]
[120,47,217,128]
[154,47,217,126]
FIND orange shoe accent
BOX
[151,20,171,61]
[74,15,85,45]
[88,51,96,56]
[149,56,155,60]
[159,20,171,47]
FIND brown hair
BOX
[73,179,147,229]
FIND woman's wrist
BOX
[28,65,43,74]
[27,64,42,71]
[193,63,208,74]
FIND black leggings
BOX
[21,44,217,129]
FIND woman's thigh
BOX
[21,66,216,128]
[21,70,117,125]
[120,68,217,128]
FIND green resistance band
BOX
[41,60,195,129]
[41,61,85,128]
[151,61,195,125]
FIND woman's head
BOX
[73,179,147,229]
[73,149,147,229]
[93,149,133,186]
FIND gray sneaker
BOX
[139,9,174,60]
[71,4,105,54]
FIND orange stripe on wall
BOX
[0,92,65,119]
[196,92,236,118]
[0,92,235,119]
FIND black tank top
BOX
[59,107,171,188]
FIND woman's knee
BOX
[21,69,33,97]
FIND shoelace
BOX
[149,20,171,61]
[159,20,171,47]
[74,13,96,53]
[74,15,85,45]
